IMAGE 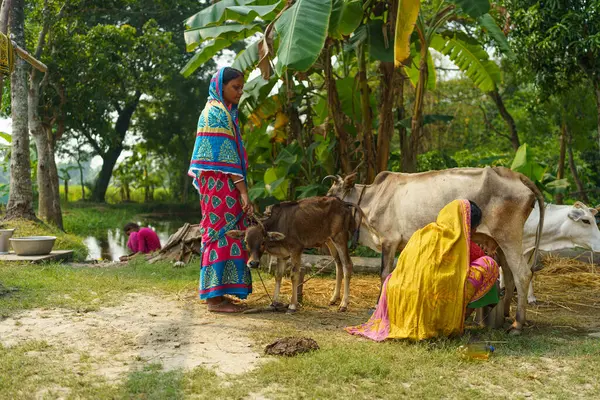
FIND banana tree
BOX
[393,0,511,171]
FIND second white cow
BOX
[503,201,600,304]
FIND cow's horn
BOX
[322,175,338,184]
[573,201,588,209]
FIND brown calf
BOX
[227,197,361,312]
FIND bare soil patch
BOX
[0,294,266,381]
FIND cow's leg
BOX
[377,242,398,303]
[271,258,286,307]
[331,236,353,312]
[527,276,537,305]
[287,252,302,313]
[504,250,532,335]
[325,241,343,306]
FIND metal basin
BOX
[9,236,57,256]
[0,229,16,254]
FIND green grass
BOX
[1,260,600,399]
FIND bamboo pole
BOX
[12,39,47,72]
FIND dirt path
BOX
[0,294,266,381]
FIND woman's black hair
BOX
[469,200,482,230]
[222,67,244,85]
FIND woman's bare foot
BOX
[207,297,247,313]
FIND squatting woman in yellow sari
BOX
[346,199,499,341]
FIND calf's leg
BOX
[287,253,303,313]
[527,276,537,305]
[272,258,286,306]
[332,235,353,312]
[325,241,344,306]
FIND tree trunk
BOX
[0,0,12,101]
[376,0,397,174]
[91,95,139,202]
[324,45,352,175]
[555,121,567,205]
[567,128,590,204]
[64,179,68,202]
[92,146,122,202]
[358,45,376,183]
[488,90,520,151]
[406,42,428,173]
[30,77,63,228]
[594,80,600,156]
[77,159,85,200]
[397,70,407,172]
[376,61,396,174]
[4,0,36,222]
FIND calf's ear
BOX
[226,230,246,240]
[589,208,598,216]
[267,232,286,241]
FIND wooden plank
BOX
[0,250,73,263]
[11,40,47,72]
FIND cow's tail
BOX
[519,175,545,267]
[343,201,365,250]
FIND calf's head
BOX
[226,226,285,268]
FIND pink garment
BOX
[137,227,161,253]
[127,231,139,253]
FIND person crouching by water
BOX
[346,199,500,341]
[188,67,253,313]
[119,222,162,262]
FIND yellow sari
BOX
[346,199,472,341]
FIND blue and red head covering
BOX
[188,68,248,190]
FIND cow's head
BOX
[226,225,285,268]
[566,202,600,252]
[324,173,357,199]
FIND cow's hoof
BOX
[338,306,347,312]
[286,308,297,314]
[507,324,522,336]
[329,299,339,306]
[528,300,538,306]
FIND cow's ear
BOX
[568,209,584,222]
[344,173,357,189]
[589,208,598,216]
[267,232,285,241]
[226,230,246,240]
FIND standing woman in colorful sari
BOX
[346,199,500,341]
[188,67,253,313]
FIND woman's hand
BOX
[241,192,253,216]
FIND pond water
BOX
[84,214,201,261]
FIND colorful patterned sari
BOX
[188,68,252,300]
[346,200,499,341]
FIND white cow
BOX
[502,201,600,304]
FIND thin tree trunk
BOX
[358,45,376,182]
[567,128,590,204]
[397,70,407,172]
[376,0,397,174]
[92,146,122,202]
[376,61,396,174]
[77,158,85,200]
[0,0,12,101]
[91,95,139,202]
[594,81,600,156]
[406,40,428,173]
[555,122,567,205]
[4,0,36,221]
[64,179,68,202]
[324,45,352,175]
[488,89,520,151]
